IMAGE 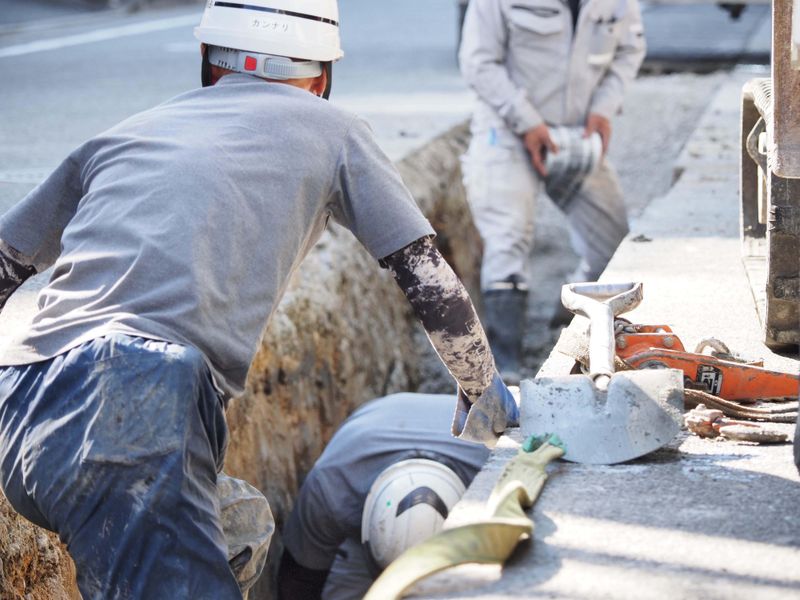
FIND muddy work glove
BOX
[452,372,519,448]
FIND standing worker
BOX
[0,1,517,598]
[277,393,491,600]
[460,0,646,383]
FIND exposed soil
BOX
[0,498,77,600]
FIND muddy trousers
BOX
[464,130,630,290]
[0,334,242,600]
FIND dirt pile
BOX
[0,497,77,600]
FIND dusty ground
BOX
[415,69,736,392]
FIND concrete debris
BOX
[685,388,798,423]
[718,423,789,444]
[685,404,790,443]
[684,404,725,438]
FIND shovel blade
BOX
[520,370,684,464]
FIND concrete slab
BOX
[411,70,799,600]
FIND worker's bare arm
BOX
[0,240,36,312]
[381,236,495,404]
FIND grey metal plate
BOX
[520,370,685,464]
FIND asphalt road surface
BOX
[0,0,770,209]
[0,0,469,212]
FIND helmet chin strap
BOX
[201,45,212,88]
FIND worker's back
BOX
[0,74,430,398]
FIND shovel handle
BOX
[561,282,643,383]
[561,282,643,317]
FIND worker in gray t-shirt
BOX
[0,2,517,599]
[278,393,490,600]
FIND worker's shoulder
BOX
[142,76,362,137]
[337,393,455,434]
[355,393,454,416]
[218,76,360,131]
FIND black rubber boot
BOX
[549,299,574,329]
[483,285,528,386]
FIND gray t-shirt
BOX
[282,393,490,573]
[0,74,433,398]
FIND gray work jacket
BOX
[459,0,646,135]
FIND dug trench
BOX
[230,70,728,600]
[0,71,725,599]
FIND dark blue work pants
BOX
[0,334,242,599]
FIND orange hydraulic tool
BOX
[614,323,686,356]
[615,323,799,402]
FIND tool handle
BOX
[561,282,643,383]
[584,301,615,387]
[561,282,643,317]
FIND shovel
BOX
[521,282,684,464]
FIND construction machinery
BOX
[739,0,800,350]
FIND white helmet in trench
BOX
[194,0,343,93]
[361,459,467,569]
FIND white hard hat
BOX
[194,0,344,62]
[361,459,466,569]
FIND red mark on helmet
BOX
[244,56,257,71]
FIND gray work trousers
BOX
[463,127,630,290]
